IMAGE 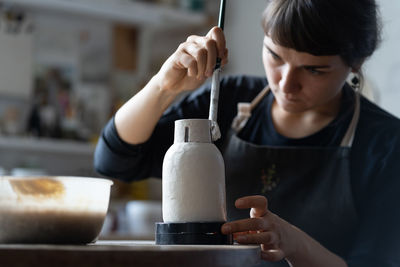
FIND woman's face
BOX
[262,35,352,114]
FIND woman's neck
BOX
[270,92,342,139]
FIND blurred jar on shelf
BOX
[1,106,22,136]
[179,0,204,11]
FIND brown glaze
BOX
[9,178,65,198]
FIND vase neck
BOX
[174,119,212,143]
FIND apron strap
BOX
[231,85,361,148]
[231,85,270,132]
[340,92,360,147]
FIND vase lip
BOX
[175,118,211,123]
[174,119,212,143]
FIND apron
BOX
[222,86,360,266]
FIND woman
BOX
[94,0,400,266]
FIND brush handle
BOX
[209,69,221,122]
[209,69,222,141]
[218,0,226,30]
[209,0,226,141]
[215,0,226,69]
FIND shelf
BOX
[0,136,98,176]
[0,136,94,155]
[7,0,208,27]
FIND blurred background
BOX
[0,0,399,240]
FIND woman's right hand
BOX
[113,27,227,145]
[153,26,228,95]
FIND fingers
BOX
[235,231,279,245]
[222,196,270,234]
[223,195,288,263]
[235,195,268,218]
[222,217,270,234]
[206,26,226,59]
[178,42,205,79]
[174,50,198,78]
[221,48,229,65]
[186,36,217,77]
[233,228,285,262]
[178,26,227,78]
[261,249,285,262]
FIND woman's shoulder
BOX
[358,95,400,133]
[351,94,400,210]
[356,94,400,156]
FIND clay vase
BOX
[162,119,227,223]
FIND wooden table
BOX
[0,240,261,267]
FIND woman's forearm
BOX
[114,75,179,144]
[285,225,347,267]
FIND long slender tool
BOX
[209,0,226,141]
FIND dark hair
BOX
[262,0,381,68]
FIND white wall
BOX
[0,27,33,99]
[223,0,265,77]
[364,0,400,116]
[223,0,400,117]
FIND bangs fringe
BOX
[262,0,341,56]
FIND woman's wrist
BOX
[146,74,180,111]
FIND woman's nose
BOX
[279,67,300,94]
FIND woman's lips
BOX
[271,87,301,103]
[281,94,300,102]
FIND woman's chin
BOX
[276,98,308,114]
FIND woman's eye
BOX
[306,67,324,75]
[269,52,280,60]
[265,48,281,61]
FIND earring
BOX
[351,75,360,91]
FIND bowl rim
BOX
[0,176,114,185]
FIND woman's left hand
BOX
[221,195,299,262]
